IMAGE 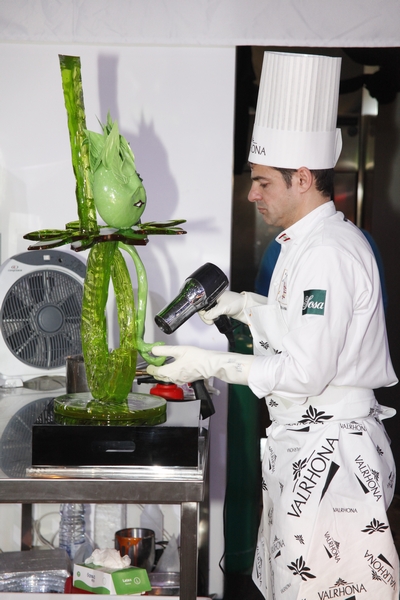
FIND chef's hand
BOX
[147,345,254,386]
[199,291,247,325]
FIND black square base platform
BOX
[32,400,201,468]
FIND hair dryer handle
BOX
[191,380,215,419]
[211,314,236,349]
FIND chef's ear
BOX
[295,166,313,193]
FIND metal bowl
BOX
[149,572,180,596]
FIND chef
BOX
[147,51,399,599]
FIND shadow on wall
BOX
[96,53,183,308]
[96,53,228,348]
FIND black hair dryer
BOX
[154,262,234,344]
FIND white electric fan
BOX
[0,249,86,388]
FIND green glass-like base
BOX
[53,392,167,426]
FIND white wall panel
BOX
[0,43,235,597]
[0,43,234,340]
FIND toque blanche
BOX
[248,51,342,169]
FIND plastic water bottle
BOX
[59,503,86,561]
[94,504,127,549]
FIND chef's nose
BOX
[248,183,260,203]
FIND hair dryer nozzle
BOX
[155,263,228,334]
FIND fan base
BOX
[52,392,167,426]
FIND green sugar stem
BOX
[59,55,99,233]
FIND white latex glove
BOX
[147,345,254,386]
[199,291,247,325]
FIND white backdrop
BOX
[0,44,234,317]
[1,1,399,597]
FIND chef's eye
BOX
[134,200,145,208]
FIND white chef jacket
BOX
[243,202,399,600]
[246,201,397,399]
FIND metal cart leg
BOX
[21,503,33,550]
[180,502,198,600]
[197,464,210,597]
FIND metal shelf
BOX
[0,387,210,600]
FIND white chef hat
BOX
[248,51,342,169]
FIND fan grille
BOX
[0,269,83,369]
[0,396,54,478]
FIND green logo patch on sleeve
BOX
[302,289,326,315]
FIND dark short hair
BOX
[274,167,334,199]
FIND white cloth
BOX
[246,202,399,599]
[2,1,400,47]
[85,548,131,569]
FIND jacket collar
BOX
[276,201,336,246]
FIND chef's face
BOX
[248,163,300,229]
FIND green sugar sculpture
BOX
[24,55,186,423]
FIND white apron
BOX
[250,303,399,600]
